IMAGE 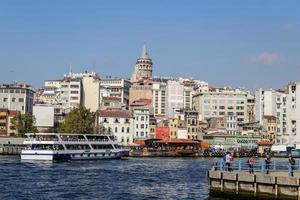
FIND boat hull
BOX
[21,150,129,161]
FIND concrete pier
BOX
[208,170,300,199]
[0,137,25,155]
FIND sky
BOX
[0,0,299,90]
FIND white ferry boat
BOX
[21,133,129,161]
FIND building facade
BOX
[100,78,131,108]
[96,110,134,146]
[133,107,150,140]
[193,87,248,123]
[0,83,35,114]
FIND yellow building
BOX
[168,118,186,139]
[0,109,20,136]
[262,115,277,142]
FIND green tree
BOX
[11,113,38,137]
[59,105,95,134]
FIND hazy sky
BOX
[0,0,299,90]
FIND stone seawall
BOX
[0,137,25,155]
[208,170,300,199]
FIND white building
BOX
[133,107,150,140]
[193,87,248,123]
[0,83,35,114]
[33,105,54,130]
[43,80,62,105]
[286,83,300,144]
[96,110,134,146]
[100,78,131,108]
[225,115,238,135]
[166,80,184,118]
[152,82,167,117]
[60,78,81,112]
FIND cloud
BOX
[249,52,282,65]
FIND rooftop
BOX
[97,110,132,118]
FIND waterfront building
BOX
[96,110,134,146]
[193,87,248,123]
[149,116,157,138]
[262,115,277,143]
[155,126,170,139]
[133,107,150,140]
[185,110,199,139]
[202,133,261,151]
[131,44,153,83]
[168,118,187,139]
[100,77,131,108]
[0,83,35,114]
[0,108,20,136]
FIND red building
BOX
[155,126,170,139]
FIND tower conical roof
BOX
[140,44,150,59]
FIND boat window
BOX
[65,144,91,150]
[60,135,86,141]
[91,144,114,150]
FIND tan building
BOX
[81,74,100,112]
[262,115,277,143]
[129,80,153,106]
[131,44,153,83]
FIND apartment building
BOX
[100,78,131,108]
[0,83,35,114]
[133,107,150,140]
[193,87,248,123]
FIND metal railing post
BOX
[220,160,224,171]
[288,164,291,177]
[261,160,264,174]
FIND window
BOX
[127,127,130,133]
[3,98,8,102]
[114,118,119,123]
[122,127,124,132]
[103,118,108,123]
[141,116,144,121]
[115,127,118,133]
[12,98,16,102]
[141,124,144,129]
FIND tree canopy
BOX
[59,105,95,134]
[11,113,38,137]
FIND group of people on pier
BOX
[217,152,297,176]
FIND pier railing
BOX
[214,159,300,177]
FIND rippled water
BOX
[0,156,223,200]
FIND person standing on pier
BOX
[225,152,231,171]
[289,155,296,177]
[265,154,271,174]
[247,155,254,174]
